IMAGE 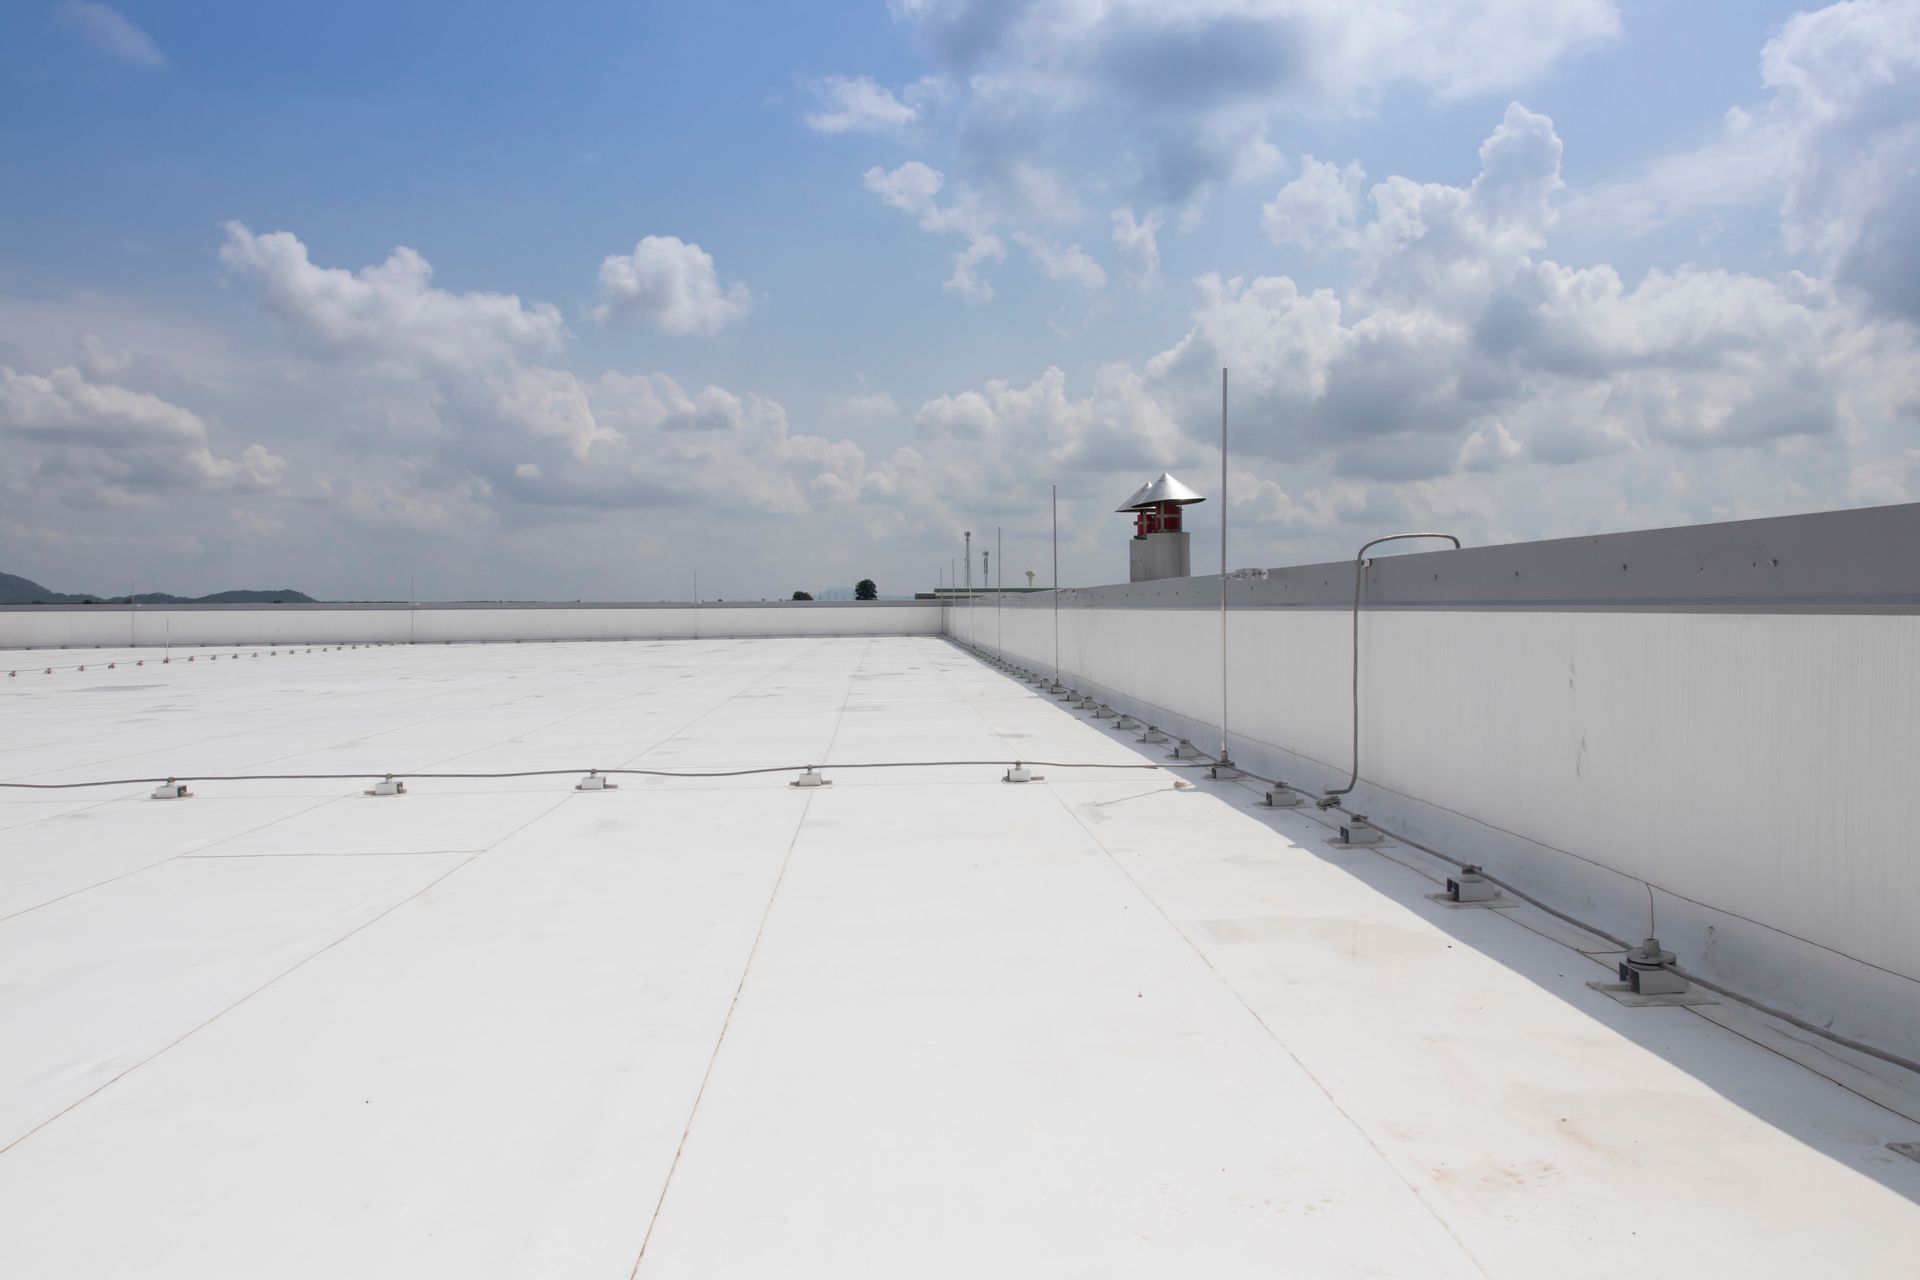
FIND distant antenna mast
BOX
[1218,366,1234,773]
[1051,484,1060,687]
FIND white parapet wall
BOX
[0,601,945,649]
[946,503,1920,1063]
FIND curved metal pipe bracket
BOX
[1321,531,1462,801]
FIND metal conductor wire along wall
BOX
[1319,531,1461,803]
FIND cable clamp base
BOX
[1446,867,1500,903]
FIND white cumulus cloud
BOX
[593,235,753,336]
[864,161,1009,300]
[1567,0,1920,321]
[877,0,1618,204]
[0,363,287,503]
[1110,207,1162,289]
[1013,233,1107,292]
[220,222,566,367]
[804,75,946,140]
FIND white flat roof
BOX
[2,635,1917,1276]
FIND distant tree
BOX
[854,578,878,601]
[791,590,813,601]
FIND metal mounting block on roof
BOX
[1619,938,1689,995]
[1336,816,1384,846]
[1445,867,1500,903]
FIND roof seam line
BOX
[0,790,572,1157]
[1044,781,1491,1275]
[629,637,858,1276]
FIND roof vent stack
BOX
[1116,472,1205,582]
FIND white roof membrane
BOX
[1,636,1916,1276]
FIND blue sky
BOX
[3,1,1917,599]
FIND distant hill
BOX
[0,571,316,606]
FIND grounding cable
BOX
[1307,796,1920,1077]
[964,641,1920,1081]
[0,759,1213,790]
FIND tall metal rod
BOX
[1051,484,1060,684]
[1320,532,1462,802]
[996,526,1003,655]
[1219,366,1230,763]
